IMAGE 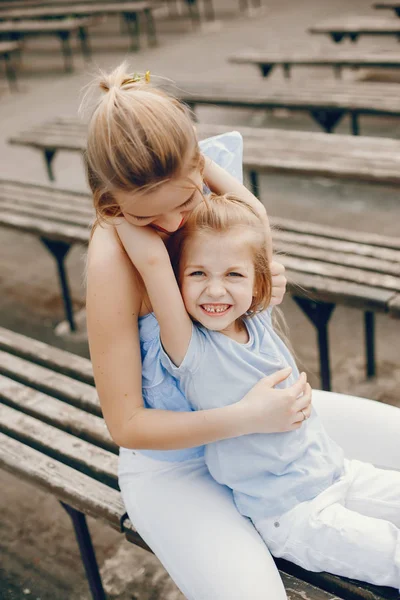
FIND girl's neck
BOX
[219,317,249,344]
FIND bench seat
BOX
[229,49,400,79]
[0,2,157,51]
[0,325,396,600]
[0,17,95,72]
[308,16,400,43]
[2,178,400,390]
[9,118,400,187]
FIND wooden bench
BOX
[0,40,19,90]
[0,17,95,72]
[0,325,398,600]
[308,16,400,43]
[172,79,400,135]
[2,178,400,391]
[11,117,400,189]
[229,48,400,79]
[375,2,400,17]
[0,2,157,52]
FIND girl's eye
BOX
[181,193,196,209]
[189,271,204,277]
[227,272,243,277]
[134,216,151,222]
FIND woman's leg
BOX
[118,450,287,600]
[312,390,400,470]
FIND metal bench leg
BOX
[43,149,57,182]
[60,502,106,600]
[203,0,215,21]
[186,0,202,27]
[259,63,274,77]
[331,33,345,43]
[4,51,18,92]
[249,170,260,198]
[58,31,73,73]
[293,297,336,391]
[350,112,360,136]
[78,26,91,62]
[40,238,76,332]
[124,12,140,52]
[309,109,345,133]
[365,311,376,378]
[144,8,157,47]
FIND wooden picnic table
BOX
[229,49,400,79]
[0,40,19,90]
[0,17,94,72]
[2,178,400,390]
[9,117,400,189]
[174,79,400,135]
[308,16,400,43]
[2,325,397,600]
[0,2,157,51]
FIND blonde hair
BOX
[83,62,201,224]
[168,193,272,316]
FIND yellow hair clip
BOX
[122,71,151,86]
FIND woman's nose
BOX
[154,212,183,233]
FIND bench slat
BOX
[0,1,153,20]
[0,374,114,452]
[0,432,125,530]
[0,16,94,32]
[0,325,94,384]
[0,211,90,244]
[0,402,118,488]
[274,233,400,268]
[284,269,395,311]
[0,350,100,415]
[0,198,92,227]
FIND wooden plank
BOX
[230,49,400,68]
[0,17,95,33]
[388,294,400,318]
[0,325,94,384]
[308,16,400,35]
[0,41,20,53]
[0,433,125,530]
[0,375,113,451]
[284,269,395,312]
[0,211,90,244]
[0,1,152,20]
[0,198,92,226]
[0,403,118,487]
[276,559,397,600]
[0,351,100,415]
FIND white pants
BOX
[118,391,400,599]
[255,459,400,590]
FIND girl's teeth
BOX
[203,305,229,313]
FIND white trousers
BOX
[118,391,400,599]
[254,459,400,590]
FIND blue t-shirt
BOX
[161,309,345,519]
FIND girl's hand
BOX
[270,260,287,306]
[237,369,312,434]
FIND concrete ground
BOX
[1,0,400,598]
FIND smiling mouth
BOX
[152,218,185,234]
[200,304,232,316]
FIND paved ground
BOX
[1,0,400,598]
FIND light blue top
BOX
[124,131,244,462]
[161,309,345,519]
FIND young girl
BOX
[116,191,400,590]
[85,62,400,599]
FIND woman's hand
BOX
[236,369,312,435]
[270,260,287,306]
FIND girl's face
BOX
[180,229,256,337]
[115,168,203,234]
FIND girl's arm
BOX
[87,225,311,449]
[115,220,192,366]
[203,156,273,259]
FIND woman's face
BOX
[114,168,203,234]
